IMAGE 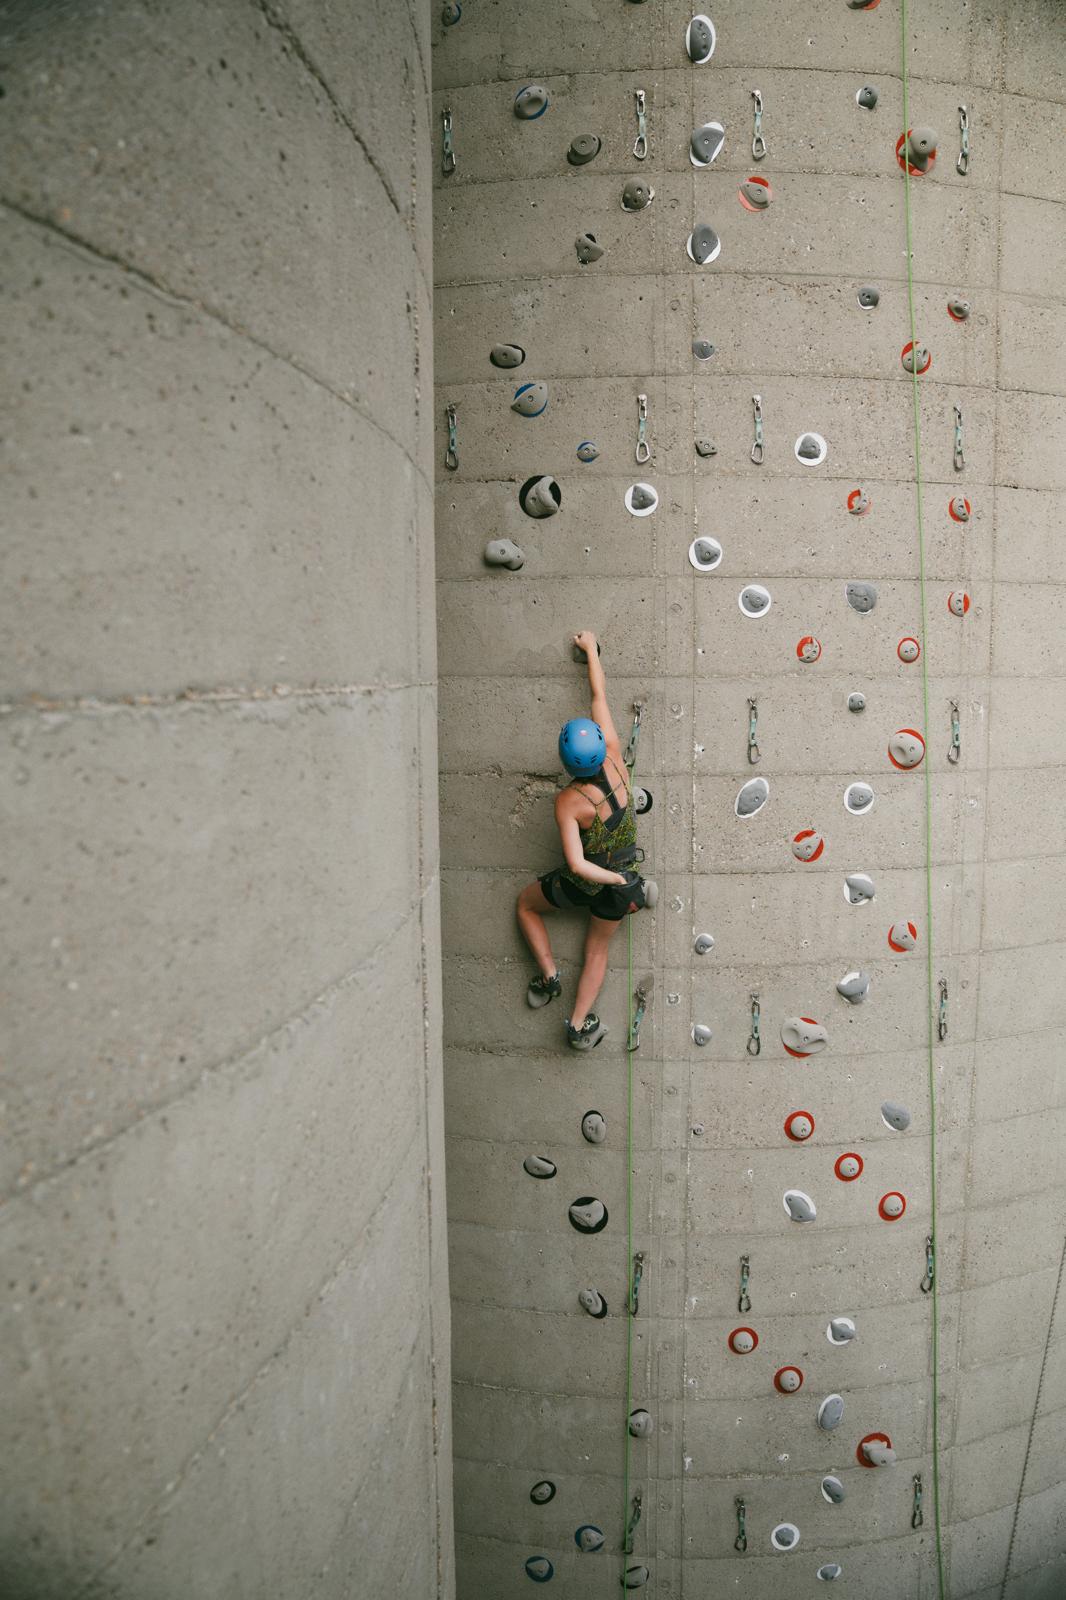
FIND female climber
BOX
[516,631,657,1051]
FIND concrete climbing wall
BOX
[1,2,452,1596]
[432,2,1066,1596]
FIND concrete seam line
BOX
[0,681,431,715]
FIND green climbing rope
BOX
[900,5,946,1594]
[622,909,635,1570]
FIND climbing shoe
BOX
[527,970,562,1009]
[566,1013,608,1051]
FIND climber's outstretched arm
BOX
[573,630,619,751]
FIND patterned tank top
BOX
[560,756,638,895]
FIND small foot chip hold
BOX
[848,488,871,515]
[625,481,659,516]
[844,872,876,904]
[576,440,599,463]
[739,583,772,616]
[817,1393,845,1432]
[525,1555,554,1582]
[834,1151,864,1181]
[827,1316,857,1345]
[690,121,725,166]
[796,635,822,663]
[735,776,769,817]
[821,1475,845,1504]
[687,223,722,264]
[689,536,723,570]
[878,1191,907,1221]
[795,431,828,464]
[781,1017,827,1057]
[686,13,716,62]
[783,1189,818,1223]
[692,337,716,360]
[845,581,878,613]
[628,1408,654,1438]
[738,175,772,210]
[514,84,549,120]
[490,342,525,368]
[569,1195,609,1232]
[817,1564,843,1581]
[694,932,715,954]
[888,920,918,952]
[857,284,880,308]
[530,1480,556,1504]
[948,590,971,616]
[792,829,825,862]
[771,1523,800,1551]
[692,1022,713,1046]
[575,231,605,265]
[881,1101,912,1131]
[856,84,879,108]
[888,727,925,769]
[512,381,549,417]
[575,1524,606,1551]
[621,178,655,211]
[519,475,561,518]
[784,1110,815,1141]
[847,691,867,713]
[484,538,525,570]
[836,969,870,1003]
[728,1326,759,1353]
[948,296,972,321]
[844,781,875,814]
[774,1365,805,1392]
[523,1155,557,1179]
[858,1432,896,1466]
[622,1568,650,1589]
[577,1289,608,1320]
[566,1014,608,1052]
[567,133,602,166]
[695,437,718,457]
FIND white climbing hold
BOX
[817,1393,845,1432]
[686,14,716,63]
[844,873,876,905]
[783,1189,817,1223]
[843,782,875,814]
[738,584,771,616]
[881,1101,911,1132]
[625,482,659,517]
[836,970,870,1004]
[827,1317,857,1345]
[735,776,769,817]
[771,1523,800,1551]
[523,1155,556,1179]
[821,1475,845,1504]
[692,1023,713,1046]
[484,538,525,570]
[688,536,723,571]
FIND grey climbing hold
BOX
[628,1408,653,1438]
[785,1113,814,1141]
[907,125,938,169]
[622,178,655,211]
[857,285,880,309]
[776,1365,804,1392]
[862,1440,896,1467]
[575,232,605,265]
[821,1476,845,1504]
[578,1288,608,1319]
[576,441,599,463]
[902,342,931,374]
[844,873,876,905]
[783,1189,817,1223]
[817,1564,843,1582]
[569,1196,609,1233]
[695,438,717,457]
[948,296,972,321]
[888,920,918,951]
[735,776,769,817]
[792,830,824,862]
[567,133,602,166]
[688,536,723,572]
[514,84,549,120]
[856,85,879,109]
[888,728,925,769]
[512,381,549,417]
[484,538,525,571]
[771,1523,800,1551]
[692,338,716,360]
[847,691,866,713]
[694,933,715,955]
[442,1,462,25]
[843,781,875,814]
[581,1110,607,1144]
[845,581,878,614]
[622,1568,650,1589]
[950,495,970,522]
[524,1155,557,1179]
[575,1525,605,1552]
[739,179,771,209]
[634,786,653,814]
[836,970,871,1004]
[625,482,659,517]
[739,584,772,616]
[881,1101,912,1131]
[690,121,725,166]
[519,475,561,518]
[849,490,871,516]
[781,1018,828,1056]
[687,224,721,265]
[835,1152,862,1180]
[525,1555,554,1582]
[530,1480,556,1504]
[692,1023,713,1046]
[795,432,828,465]
[686,14,716,63]
[490,343,525,368]
[827,1316,857,1345]
[817,1393,845,1432]
[898,636,920,663]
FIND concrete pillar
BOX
[1,2,451,1596]
[432,3,1066,1597]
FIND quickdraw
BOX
[747,992,761,1057]
[920,1235,935,1295]
[913,1472,925,1528]
[938,979,948,1042]
[624,701,644,770]
[635,393,650,464]
[751,394,764,464]
[633,89,648,160]
[624,1490,643,1555]
[956,105,969,176]
[751,89,767,160]
[734,1496,747,1553]
[953,404,965,472]
[441,107,456,175]
[738,1254,751,1314]
[628,984,647,1054]
[747,698,761,764]
[629,1251,644,1317]
[948,699,961,764]
[444,403,459,471]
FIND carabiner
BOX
[751,89,767,161]
[747,697,760,764]
[938,978,949,1042]
[444,402,459,471]
[635,393,650,464]
[953,403,965,472]
[751,394,764,465]
[948,699,961,764]
[633,89,648,161]
[957,105,970,176]
[920,1235,935,1295]
[738,1254,751,1314]
[912,1472,925,1528]
[746,992,761,1057]
[734,1497,747,1554]
[441,107,456,176]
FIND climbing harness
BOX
[948,700,961,764]
[750,89,767,161]
[746,698,760,764]
[921,1235,936,1295]
[628,983,647,1053]
[624,1491,642,1556]
[956,105,969,176]
[746,992,761,1056]
[444,403,459,471]
[938,979,948,1042]
[624,701,644,770]
[913,1473,925,1528]
[635,393,650,464]
[441,107,456,175]
[953,404,965,472]
[901,5,946,1587]
[737,1254,751,1314]
[633,90,648,160]
[750,394,764,464]
[629,1251,644,1316]
[734,1497,747,1553]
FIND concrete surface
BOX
[432,2,1066,1597]
[1,2,452,1597]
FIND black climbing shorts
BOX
[538,867,640,923]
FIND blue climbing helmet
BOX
[559,717,606,777]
